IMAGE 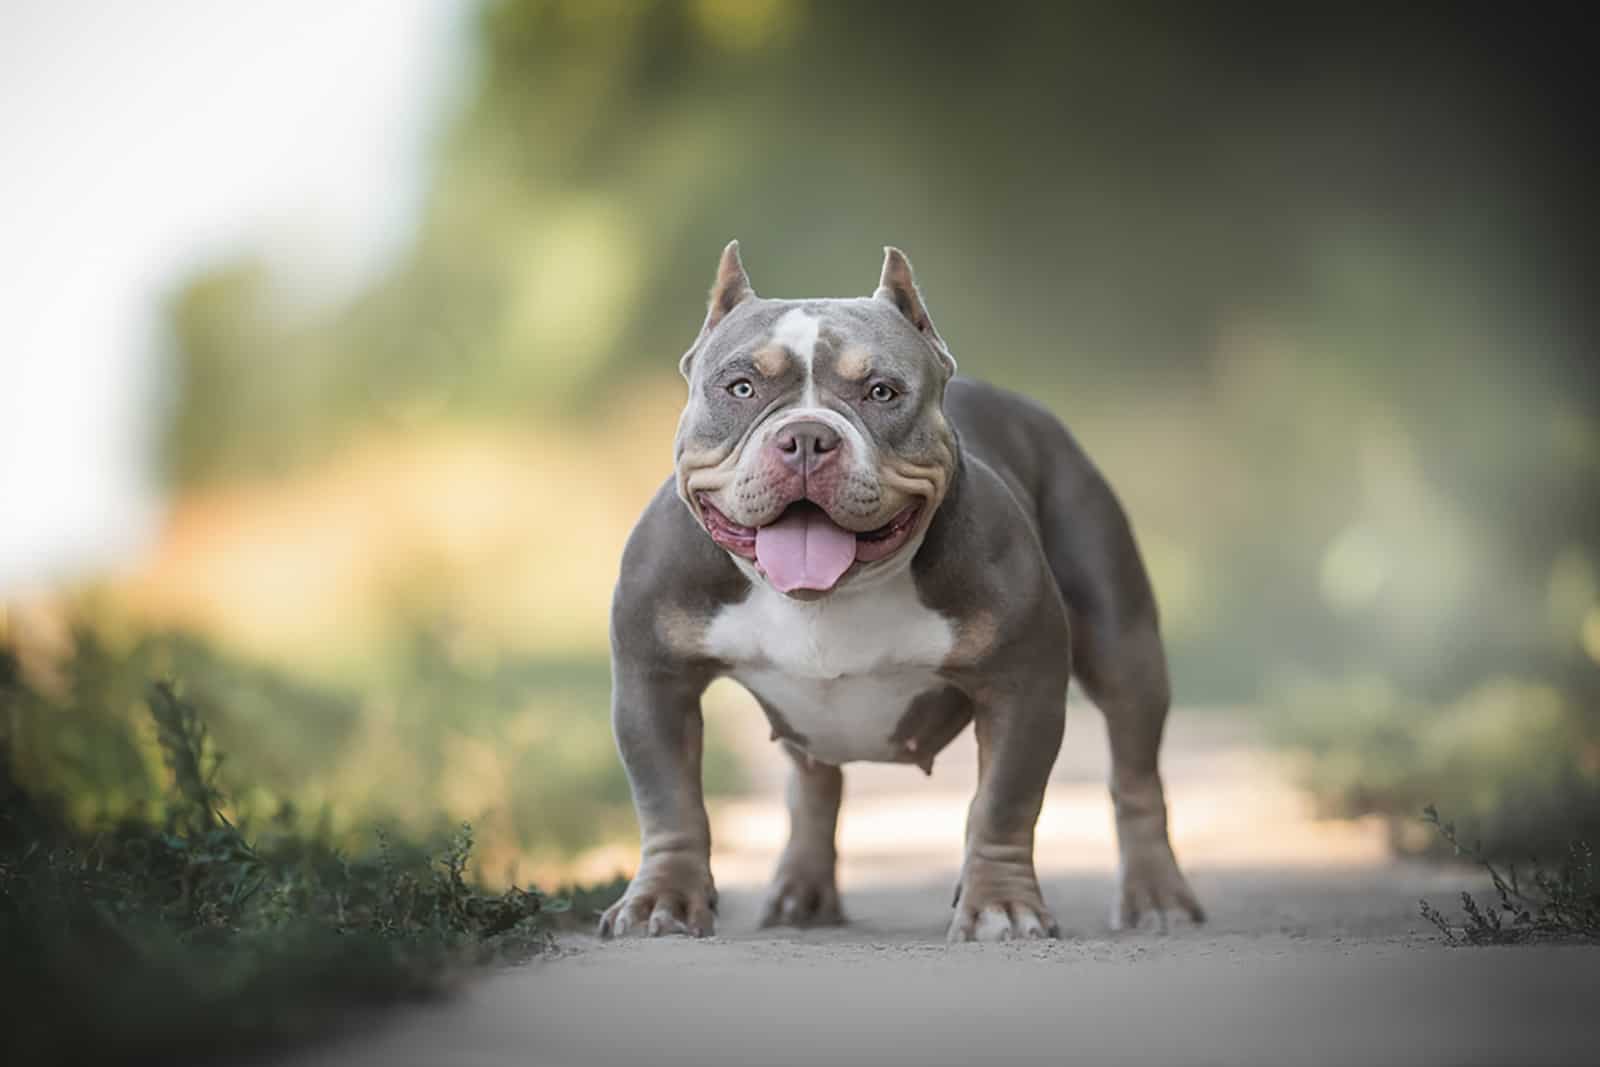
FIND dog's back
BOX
[944,376,1161,652]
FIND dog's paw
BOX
[1113,839,1204,932]
[948,862,1061,943]
[598,863,717,939]
[760,867,844,928]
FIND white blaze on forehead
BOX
[770,307,821,366]
[771,307,821,403]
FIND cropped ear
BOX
[874,246,956,378]
[680,240,756,379]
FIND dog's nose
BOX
[771,420,842,473]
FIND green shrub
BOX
[5,618,741,867]
[1267,674,1600,862]
[0,648,620,1065]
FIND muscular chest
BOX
[702,571,970,766]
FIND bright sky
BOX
[0,0,473,594]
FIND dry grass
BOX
[106,381,688,674]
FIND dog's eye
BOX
[727,379,755,399]
[867,382,898,403]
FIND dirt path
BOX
[288,704,1599,1066]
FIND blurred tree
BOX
[160,0,1598,702]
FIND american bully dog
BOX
[600,242,1202,941]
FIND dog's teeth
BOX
[904,737,918,752]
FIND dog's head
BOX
[674,242,959,598]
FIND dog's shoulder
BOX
[611,478,749,665]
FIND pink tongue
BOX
[755,507,858,592]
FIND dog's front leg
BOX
[598,662,717,938]
[948,676,1069,942]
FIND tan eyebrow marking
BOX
[752,344,791,378]
[835,344,873,382]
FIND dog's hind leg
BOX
[1036,471,1204,931]
[1073,614,1204,930]
[760,740,846,928]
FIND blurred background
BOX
[3,1,1597,882]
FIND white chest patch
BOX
[703,566,956,764]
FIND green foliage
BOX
[1268,675,1600,862]
[0,647,619,1065]
[1418,806,1599,945]
[154,2,1600,704]
[6,617,733,861]
[6,625,362,830]
[160,258,338,485]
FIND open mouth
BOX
[698,495,922,593]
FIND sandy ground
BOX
[286,704,1600,1066]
